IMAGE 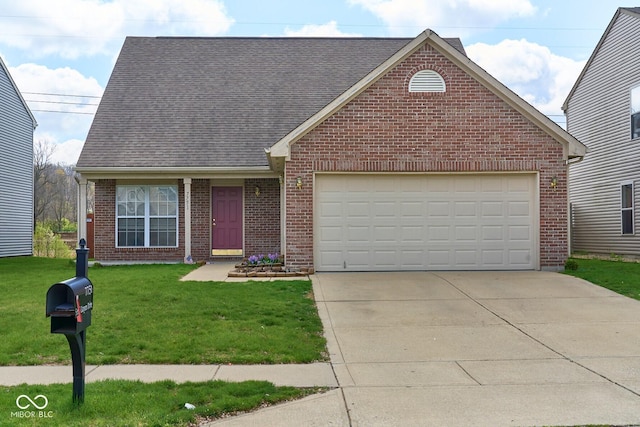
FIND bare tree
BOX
[49,165,77,231]
[33,139,57,227]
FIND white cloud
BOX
[466,39,586,120]
[0,0,234,59]
[44,137,85,166]
[10,63,103,164]
[284,21,363,37]
[349,0,536,36]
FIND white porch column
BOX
[77,177,88,243]
[183,178,192,262]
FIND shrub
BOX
[33,223,75,258]
[564,259,579,271]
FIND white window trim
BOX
[621,181,634,235]
[115,185,179,248]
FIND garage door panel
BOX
[347,226,370,242]
[481,201,504,216]
[315,174,536,271]
[428,201,450,217]
[482,225,504,241]
[454,226,477,241]
[373,226,397,242]
[508,201,530,216]
[509,225,531,241]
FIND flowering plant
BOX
[246,252,281,265]
[267,252,279,264]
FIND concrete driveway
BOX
[212,271,640,426]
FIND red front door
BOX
[211,187,243,256]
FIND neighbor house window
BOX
[116,185,178,247]
[621,182,634,235]
[409,70,446,92]
[632,86,640,139]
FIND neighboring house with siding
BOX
[76,31,586,271]
[563,7,640,255]
[0,56,37,257]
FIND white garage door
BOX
[314,174,537,271]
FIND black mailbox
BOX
[45,238,92,404]
[46,276,93,334]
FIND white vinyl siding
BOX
[409,70,446,92]
[315,174,536,271]
[567,11,640,255]
[116,185,178,247]
[0,59,35,257]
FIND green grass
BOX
[563,257,640,300]
[0,257,327,366]
[1,379,324,426]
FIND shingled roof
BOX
[77,36,465,170]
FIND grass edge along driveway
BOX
[0,257,327,366]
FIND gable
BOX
[563,7,640,112]
[0,57,37,130]
[291,42,565,165]
[268,30,586,166]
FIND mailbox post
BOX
[46,239,93,404]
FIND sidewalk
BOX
[0,363,337,388]
[180,262,310,282]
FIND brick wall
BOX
[94,179,185,262]
[244,178,281,257]
[190,179,210,261]
[93,178,281,263]
[285,43,568,270]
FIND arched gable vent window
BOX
[409,70,446,93]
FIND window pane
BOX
[117,218,145,246]
[632,86,640,114]
[149,217,177,247]
[622,184,633,209]
[632,112,640,140]
[622,210,634,234]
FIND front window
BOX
[621,182,634,235]
[116,185,178,247]
[632,86,640,139]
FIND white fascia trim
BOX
[74,166,277,180]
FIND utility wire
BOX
[31,109,95,115]
[26,99,99,106]
[23,91,101,98]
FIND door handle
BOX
[212,218,216,227]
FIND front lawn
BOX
[0,257,327,366]
[1,379,323,426]
[563,257,640,300]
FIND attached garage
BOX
[314,173,538,271]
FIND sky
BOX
[0,0,621,166]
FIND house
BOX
[0,56,37,257]
[75,31,586,271]
[563,7,640,256]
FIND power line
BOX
[31,109,95,115]
[23,91,101,99]
[26,99,99,106]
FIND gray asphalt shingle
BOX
[78,36,464,169]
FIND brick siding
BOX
[244,178,281,257]
[93,178,281,263]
